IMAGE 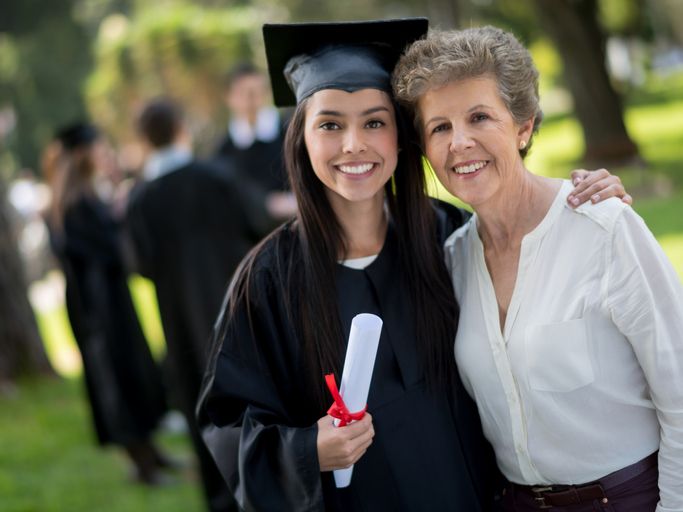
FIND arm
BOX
[606,208,683,511]
[567,168,632,207]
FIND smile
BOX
[336,163,376,176]
[453,161,487,174]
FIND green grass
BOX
[0,377,204,512]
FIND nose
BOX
[448,128,474,153]
[342,126,366,154]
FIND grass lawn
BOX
[0,377,204,512]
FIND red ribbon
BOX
[325,373,367,427]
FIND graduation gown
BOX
[50,195,166,446]
[198,204,497,511]
[214,114,289,194]
[125,160,269,415]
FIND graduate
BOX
[196,19,629,512]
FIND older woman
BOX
[394,27,683,512]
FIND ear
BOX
[517,116,534,144]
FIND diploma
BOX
[333,313,383,488]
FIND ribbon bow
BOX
[325,373,367,427]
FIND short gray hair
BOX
[392,26,543,157]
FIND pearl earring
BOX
[519,140,527,150]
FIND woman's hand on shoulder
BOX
[316,413,374,472]
[567,168,633,208]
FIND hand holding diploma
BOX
[316,412,374,472]
[315,313,383,487]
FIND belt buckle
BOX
[531,486,554,509]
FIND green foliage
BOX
[86,4,264,149]
[0,376,203,512]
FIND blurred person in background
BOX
[214,61,297,224]
[126,97,271,511]
[44,122,170,486]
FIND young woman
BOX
[197,19,630,511]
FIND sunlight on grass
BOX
[32,273,166,377]
[0,377,202,512]
[128,275,166,359]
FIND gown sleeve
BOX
[197,256,324,512]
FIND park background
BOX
[1,0,682,510]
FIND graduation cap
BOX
[55,122,99,150]
[263,18,428,107]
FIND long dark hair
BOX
[229,92,459,411]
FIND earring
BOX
[519,140,527,150]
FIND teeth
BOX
[454,161,486,174]
[338,163,374,175]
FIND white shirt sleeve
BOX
[606,207,683,511]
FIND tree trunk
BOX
[532,0,641,165]
[425,0,461,29]
[0,176,54,383]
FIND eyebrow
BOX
[424,104,493,126]
[467,104,492,112]
[314,106,391,117]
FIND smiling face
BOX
[418,76,533,209]
[303,88,398,212]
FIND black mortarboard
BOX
[263,18,428,107]
[55,122,99,150]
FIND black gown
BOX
[125,160,271,511]
[214,114,289,195]
[198,205,497,511]
[50,195,166,446]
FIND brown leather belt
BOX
[512,452,658,509]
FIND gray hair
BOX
[392,26,543,157]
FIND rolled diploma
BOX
[333,313,383,488]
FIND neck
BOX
[476,172,559,253]
[329,193,387,259]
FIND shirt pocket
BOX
[524,318,595,392]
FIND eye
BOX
[431,123,450,134]
[365,119,385,129]
[471,112,489,122]
[319,121,340,130]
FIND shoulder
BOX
[443,216,475,259]
[564,180,628,233]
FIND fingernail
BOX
[571,197,579,206]
[591,194,599,203]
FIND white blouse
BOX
[445,180,683,511]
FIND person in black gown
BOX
[45,122,169,485]
[125,98,271,511]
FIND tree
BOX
[532,0,641,165]
[0,175,54,384]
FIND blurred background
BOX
[0,0,682,511]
